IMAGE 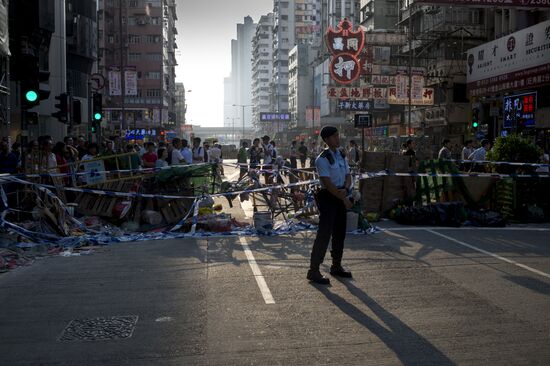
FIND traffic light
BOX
[472,109,479,129]
[92,93,103,122]
[24,111,39,126]
[19,55,50,110]
[52,93,68,123]
[72,100,82,125]
[90,120,98,133]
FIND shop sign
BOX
[325,18,364,84]
[503,92,536,128]
[467,19,550,97]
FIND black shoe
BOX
[307,269,330,285]
[330,265,352,278]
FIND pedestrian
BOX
[40,137,57,172]
[0,140,18,174]
[468,139,491,173]
[141,142,158,168]
[156,147,169,168]
[309,141,319,167]
[238,141,249,180]
[180,139,193,164]
[82,143,99,161]
[348,140,360,166]
[307,125,353,285]
[101,139,117,171]
[438,139,452,160]
[23,140,41,174]
[289,140,298,169]
[203,141,210,162]
[536,151,549,173]
[123,144,141,170]
[402,138,417,168]
[76,135,87,159]
[208,142,221,163]
[52,142,69,176]
[170,138,186,165]
[461,140,474,161]
[298,141,308,168]
[192,137,205,163]
[249,138,261,169]
[261,135,274,184]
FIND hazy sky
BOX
[175,0,273,127]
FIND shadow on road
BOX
[504,275,550,295]
[315,279,456,366]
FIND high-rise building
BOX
[98,0,178,133]
[224,16,256,130]
[66,0,98,138]
[288,44,317,130]
[174,82,186,128]
[252,14,274,131]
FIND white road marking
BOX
[386,226,550,232]
[426,229,550,279]
[239,236,275,304]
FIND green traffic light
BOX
[25,90,38,102]
[93,112,102,121]
[472,122,479,128]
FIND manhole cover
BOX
[58,315,138,342]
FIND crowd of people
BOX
[0,135,227,175]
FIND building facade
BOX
[251,14,274,132]
[98,0,178,134]
[288,44,317,130]
[224,16,256,130]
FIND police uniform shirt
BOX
[316,148,350,188]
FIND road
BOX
[1,224,550,365]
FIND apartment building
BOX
[251,14,274,131]
[98,0,178,132]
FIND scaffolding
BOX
[0,55,9,140]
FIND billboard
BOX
[0,0,9,57]
[467,20,550,97]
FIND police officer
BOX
[307,126,353,285]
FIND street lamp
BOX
[232,104,252,141]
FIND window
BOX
[128,53,141,62]
[147,89,161,97]
[146,72,161,79]
[129,0,138,7]
[146,53,161,61]
[146,35,161,43]
[128,35,141,44]
[151,17,161,25]
[108,34,115,44]
[127,17,136,26]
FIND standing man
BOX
[170,138,186,165]
[192,137,204,163]
[438,139,452,160]
[289,140,298,169]
[237,141,248,180]
[298,141,308,168]
[261,135,274,184]
[180,139,193,164]
[348,140,360,167]
[307,126,353,285]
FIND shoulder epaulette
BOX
[319,149,335,165]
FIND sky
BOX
[175,0,273,127]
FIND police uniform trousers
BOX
[310,188,347,270]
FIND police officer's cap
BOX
[320,126,338,140]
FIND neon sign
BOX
[325,18,364,85]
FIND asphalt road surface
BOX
[1,223,550,365]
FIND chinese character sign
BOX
[503,92,536,129]
[325,18,364,85]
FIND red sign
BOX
[325,18,364,85]
[329,54,362,84]
[325,18,364,57]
